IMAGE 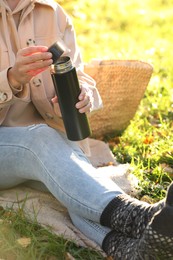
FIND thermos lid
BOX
[48,41,65,64]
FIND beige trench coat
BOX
[0,0,102,153]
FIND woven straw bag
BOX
[84,59,153,138]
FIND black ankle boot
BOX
[100,193,164,238]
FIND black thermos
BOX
[49,43,91,141]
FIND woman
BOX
[0,0,173,258]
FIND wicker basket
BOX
[84,59,153,138]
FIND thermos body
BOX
[50,56,91,141]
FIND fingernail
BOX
[47,52,52,58]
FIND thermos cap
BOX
[48,41,65,64]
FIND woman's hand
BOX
[51,96,62,117]
[75,86,93,113]
[7,46,52,88]
[52,86,93,116]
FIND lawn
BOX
[0,0,173,258]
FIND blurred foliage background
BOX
[59,0,173,67]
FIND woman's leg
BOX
[0,124,169,250]
[1,124,172,258]
[69,211,111,246]
[0,124,123,222]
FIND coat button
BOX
[45,112,54,119]
[26,39,36,46]
[33,78,41,87]
[0,92,7,102]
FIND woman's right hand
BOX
[7,46,53,88]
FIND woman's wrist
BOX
[7,68,21,89]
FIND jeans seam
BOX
[82,218,108,236]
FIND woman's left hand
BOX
[75,86,93,113]
[51,86,93,116]
[51,96,62,117]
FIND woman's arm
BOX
[0,45,52,108]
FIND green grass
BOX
[1,0,173,258]
[0,206,103,259]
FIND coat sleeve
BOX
[0,67,27,109]
[0,68,13,106]
[56,5,103,112]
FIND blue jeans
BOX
[0,124,124,245]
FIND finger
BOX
[78,85,87,100]
[76,95,89,108]
[23,52,52,65]
[76,95,92,113]
[20,46,49,56]
[52,102,62,117]
[78,101,92,113]
[25,58,52,74]
[51,96,58,103]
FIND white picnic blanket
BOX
[0,138,138,253]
